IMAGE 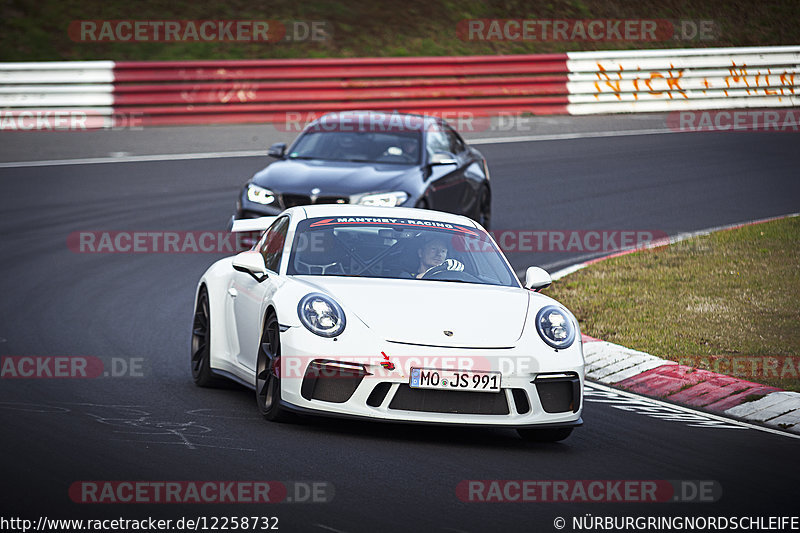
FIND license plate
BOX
[409,368,501,393]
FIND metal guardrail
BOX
[0,55,569,126]
[0,47,798,128]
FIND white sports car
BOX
[191,205,584,441]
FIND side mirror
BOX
[232,251,268,281]
[429,151,457,165]
[524,266,551,291]
[267,142,287,158]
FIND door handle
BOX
[227,287,238,298]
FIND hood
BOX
[253,159,420,197]
[295,276,529,348]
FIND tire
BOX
[414,197,429,209]
[256,313,291,422]
[517,427,573,442]
[477,186,491,230]
[191,287,222,387]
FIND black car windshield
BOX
[288,130,422,165]
[287,216,519,287]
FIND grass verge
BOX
[545,215,800,391]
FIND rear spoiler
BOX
[228,216,278,233]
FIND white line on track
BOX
[0,149,267,169]
[467,127,678,145]
[0,128,683,169]
[2,123,786,169]
[315,524,349,533]
[586,382,800,440]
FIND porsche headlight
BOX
[246,184,276,205]
[356,191,408,207]
[298,293,346,337]
[535,305,576,349]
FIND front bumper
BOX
[275,326,584,428]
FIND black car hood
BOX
[251,159,421,197]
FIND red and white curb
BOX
[552,213,800,435]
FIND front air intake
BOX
[511,388,531,414]
[366,382,393,407]
[301,360,368,403]
[534,373,581,413]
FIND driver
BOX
[414,235,464,279]
[401,138,418,160]
[333,133,358,158]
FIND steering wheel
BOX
[420,260,474,281]
[422,268,482,282]
[420,263,448,279]
[297,260,345,275]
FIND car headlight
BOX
[535,305,576,349]
[246,184,276,205]
[355,191,408,207]
[297,293,346,337]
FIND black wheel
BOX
[517,427,573,442]
[256,313,291,422]
[414,197,429,209]
[477,186,491,230]
[191,287,222,387]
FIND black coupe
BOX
[234,110,492,229]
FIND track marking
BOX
[0,149,267,169]
[468,127,678,145]
[315,524,349,533]
[586,382,800,440]
[2,122,785,169]
[0,128,688,169]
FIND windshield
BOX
[287,216,519,287]
[288,130,422,165]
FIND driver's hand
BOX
[442,259,464,271]
[422,258,464,277]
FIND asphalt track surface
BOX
[0,129,798,532]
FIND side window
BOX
[426,126,450,155]
[444,125,466,154]
[260,216,289,273]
